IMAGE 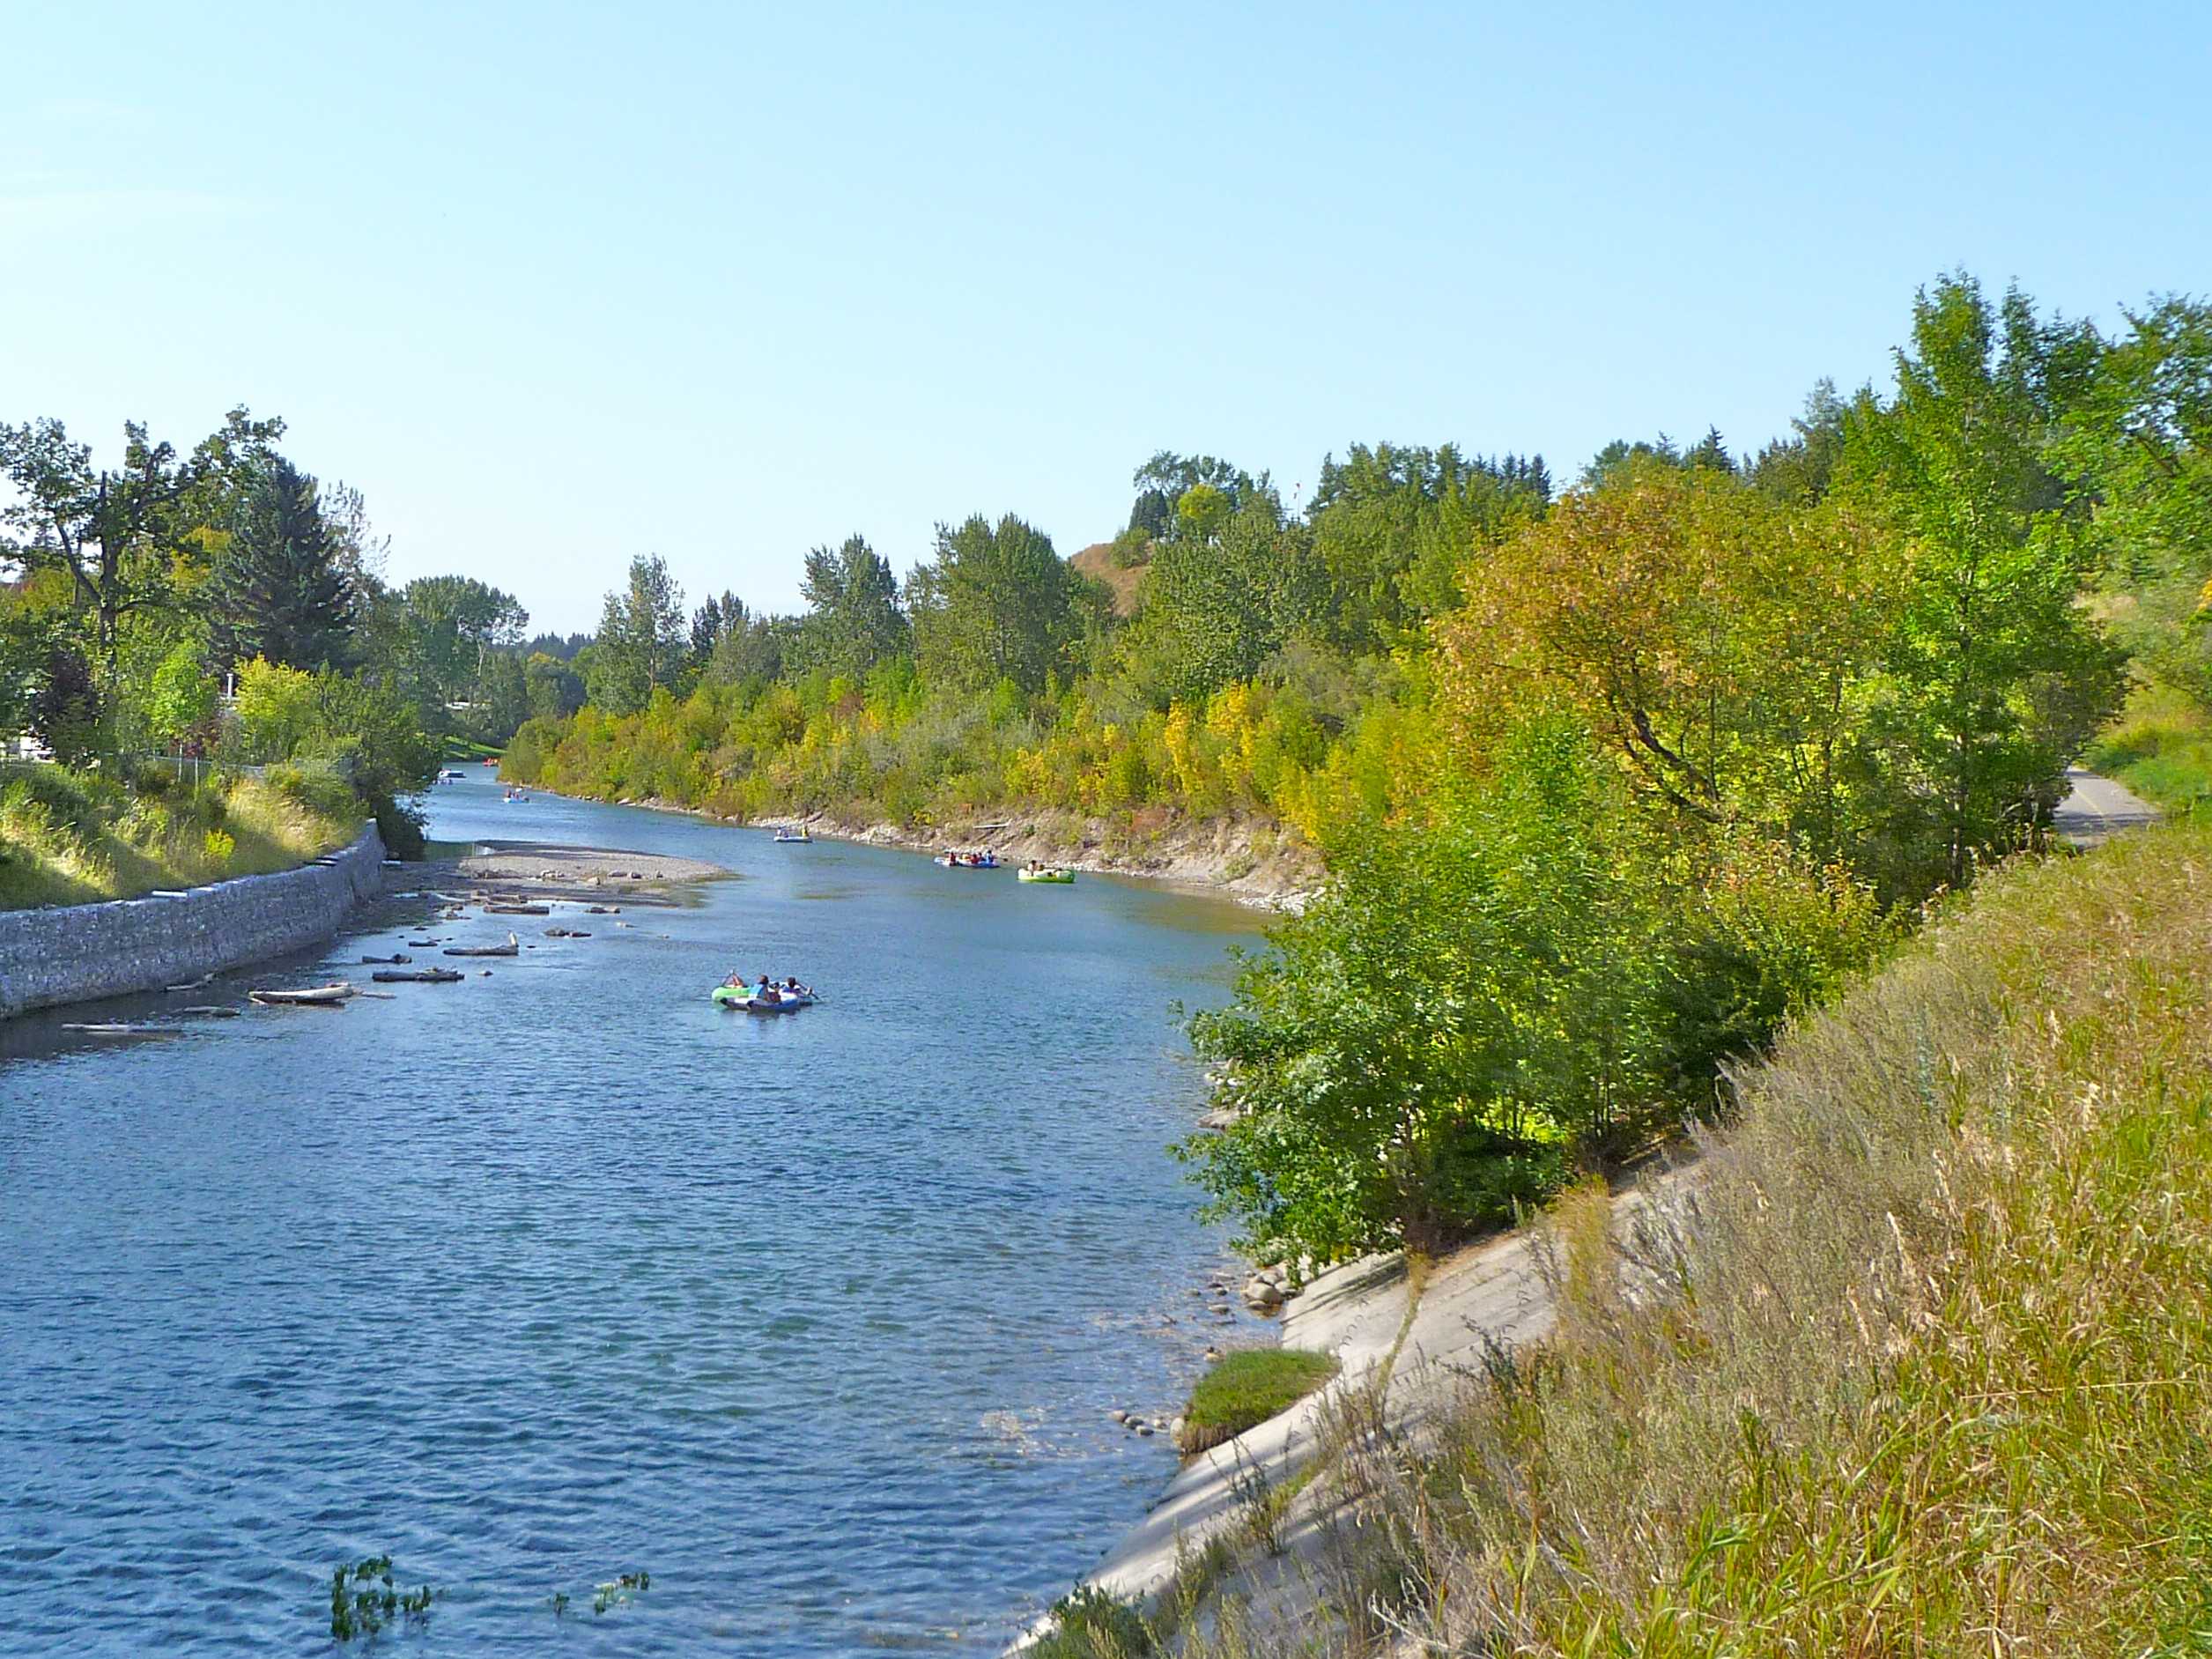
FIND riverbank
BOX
[0,763,364,911]
[1032,822,2212,1656]
[1017,1166,1696,1652]
[779,808,1319,911]
[0,820,388,1019]
[577,789,1320,911]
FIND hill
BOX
[1069,539,1148,618]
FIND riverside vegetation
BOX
[0,411,526,901]
[1045,821,2212,1656]
[498,272,2212,1271]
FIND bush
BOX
[371,792,426,859]
[1032,1584,1153,1659]
[1180,1348,1339,1453]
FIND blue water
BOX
[0,773,1263,1655]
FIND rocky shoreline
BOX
[577,787,1321,912]
[1015,1170,1697,1652]
[778,807,1319,912]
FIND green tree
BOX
[1306,443,1550,644]
[1843,275,2122,885]
[1178,729,1648,1263]
[1131,452,1258,530]
[206,456,354,671]
[0,407,284,701]
[587,554,685,714]
[391,574,529,710]
[145,640,218,750]
[1123,496,1322,704]
[795,535,908,680]
[2058,298,2212,705]
[523,651,586,722]
[908,515,1093,693]
[1746,380,1850,502]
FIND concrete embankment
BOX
[1021,1169,1696,1649]
[0,822,388,1019]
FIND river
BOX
[0,772,1265,1655]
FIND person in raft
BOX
[723,970,745,989]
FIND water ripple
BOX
[0,777,1265,1655]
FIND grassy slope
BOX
[0,769,360,909]
[1170,825,2212,1656]
[2086,681,2212,816]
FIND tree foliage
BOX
[909,514,1094,693]
[207,456,354,671]
[587,555,685,715]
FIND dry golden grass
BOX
[1176,826,2212,1657]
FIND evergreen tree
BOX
[207,456,353,670]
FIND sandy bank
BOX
[779,808,1320,913]
[410,840,735,908]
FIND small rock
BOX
[1242,1277,1285,1312]
[1208,1302,1232,1316]
[1202,1347,1222,1362]
[1108,1409,1128,1424]
[1169,1415,1186,1440]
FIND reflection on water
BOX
[0,773,1264,1655]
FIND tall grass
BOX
[0,764,360,909]
[1174,826,2212,1656]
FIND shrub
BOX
[1032,1583,1153,1659]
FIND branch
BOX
[1626,705,1722,801]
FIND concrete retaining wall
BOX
[0,822,388,1019]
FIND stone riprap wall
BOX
[0,822,388,1019]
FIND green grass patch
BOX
[2085,681,2212,815]
[1180,1348,1338,1452]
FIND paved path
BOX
[2053,767,2161,846]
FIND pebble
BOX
[1108,1409,1128,1424]
[1135,1425,1154,1437]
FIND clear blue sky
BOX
[4,2,2205,633]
